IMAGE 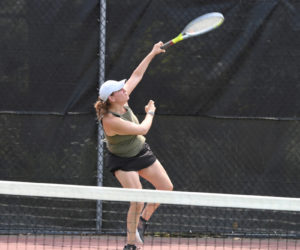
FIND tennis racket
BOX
[161,12,224,50]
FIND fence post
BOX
[97,0,106,233]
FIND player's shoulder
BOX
[102,113,121,136]
[103,112,118,123]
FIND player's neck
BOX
[109,103,126,115]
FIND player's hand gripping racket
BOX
[161,12,224,50]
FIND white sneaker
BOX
[135,229,143,244]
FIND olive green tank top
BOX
[104,106,145,157]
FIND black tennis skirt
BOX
[106,143,157,175]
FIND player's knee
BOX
[167,182,173,191]
[159,181,173,191]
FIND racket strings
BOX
[185,17,223,35]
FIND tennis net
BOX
[0,180,299,250]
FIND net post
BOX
[97,0,106,234]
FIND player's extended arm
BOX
[124,42,165,96]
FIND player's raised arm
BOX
[124,42,165,96]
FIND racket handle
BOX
[161,40,174,50]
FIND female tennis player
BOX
[94,42,173,250]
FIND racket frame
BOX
[161,12,224,50]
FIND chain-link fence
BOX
[101,0,300,235]
[1,0,300,236]
[102,0,300,195]
[0,0,99,234]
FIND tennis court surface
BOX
[0,181,299,250]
